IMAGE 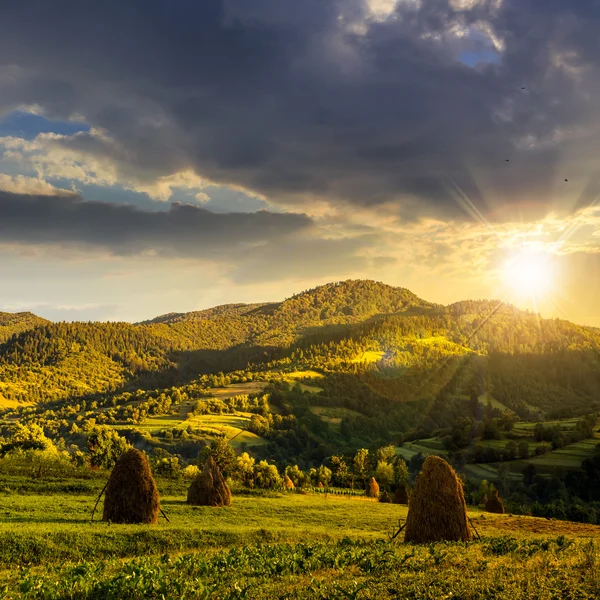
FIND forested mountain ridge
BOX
[0,311,49,344]
[0,279,599,417]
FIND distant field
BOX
[0,395,32,409]
[204,382,267,400]
[283,371,324,393]
[282,370,324,380]
[530,438,600,469]
[395,438,449,461]
[513,419,580,432]
[351,350,386,364]
[478,392,511,413]
[121,412,268,449]
[309,406,362,426]
[113,382,269,449]
[396,430,600,481]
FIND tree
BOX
[504,441,518,461]
[2,423,56,454]
[517,441,529,459]
[482,419,501,441]
[253,460,281,489]
[285,464,306,488]
[201,439,237,478]
[376,445,396,463]
[236,452,255,487]
[353,448,369,485]
[87,426,130,468]
[329,455,349,487]
[375,460,394,490]
[317,465,332,487]
[393,458,410,487]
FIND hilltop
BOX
[0,279,599,412]
[0,311,49,344]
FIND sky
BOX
[0,0,600,325]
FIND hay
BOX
[283,475,295,490]
[393,482,409,505]
[404,455,472,543]
[187,456,232,507]
[379,490,392,503]
[102,449,160,524]
[485,489,505,514]
[366,477,380,498]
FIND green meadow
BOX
[2,489,600,599]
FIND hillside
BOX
[1,280,599,413]
[0,311,49,344]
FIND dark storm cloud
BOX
[0,0,600,220]
[0,191,313,258]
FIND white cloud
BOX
[0,173,74,196]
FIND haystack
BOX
[485,489,504,514]
[366,477,380,498]
[283,475,295,491]
[102,449,160,524]
[379,490,392,503]
[404,456,471,543]
[187,456,231,507]
[393,482,409,505]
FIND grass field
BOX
[395,439,449,461]
[122,412,268,449]
[2,490,600,598]
[112,382,269,449]
[351,350,386,364]
[530,438,600,469]
[308,406,363,426]
[282,371,324,381]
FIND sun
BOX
[502,249,556,301]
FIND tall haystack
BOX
[283,475,295,490]
[102,449,160,524]
[404,456,471,543]
[366,477,380,498]
[485,489,505,514]
[187,456,232,507]
[393,482,409,505]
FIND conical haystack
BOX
[404,456,471,543]
[485,489,504,514]
[379,490,392,503]
[393,482,409,505]
[187,456,231,507]
[366,477,380,498]
[102,448,160,524]
[283,475,295,490]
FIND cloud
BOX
[0,173,74,196]
[0,190,314,259]
[0,1,598,221]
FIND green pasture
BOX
[308,406,363,426]
[2,491,600,599]
[351,350,386,364]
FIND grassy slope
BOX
[397,421,600,481]
[2,491,600,598]
[112,382,270,449]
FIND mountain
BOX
[0,311,49,343]
[1,279,599,422]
